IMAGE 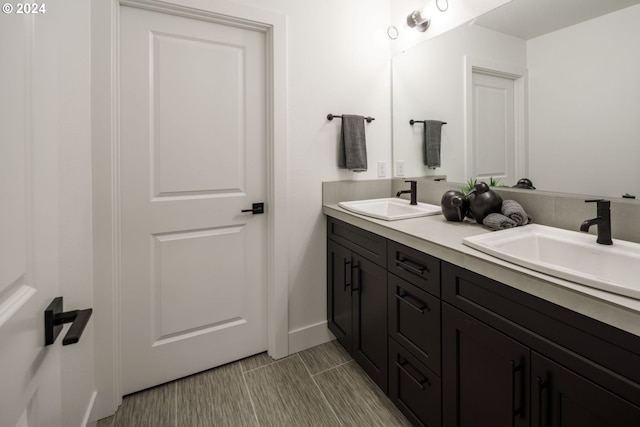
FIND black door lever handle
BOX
[44,297,93,346]
[241,202,264,214]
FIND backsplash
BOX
[323,179,640,244]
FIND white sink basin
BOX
[338,198,441,221]
[463,224,640,300]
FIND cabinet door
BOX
[532,352,640,427]
[443,304,529,427]
[327,240,353,354]
[353,253,388,393]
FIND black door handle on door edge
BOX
[241,202,264,214]
[44,297,93,346]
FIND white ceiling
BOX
[474,0,640,40]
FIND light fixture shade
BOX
[406,9,431,32]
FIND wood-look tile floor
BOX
[97,340,411,427]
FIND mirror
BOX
[392,0,640,199]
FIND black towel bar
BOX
[409,119,447,125]
[327,114,375,123]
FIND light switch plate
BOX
[377,161,387,178]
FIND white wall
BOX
[390,0,511,54]
[527,4,640,198]
[393,24,526,182]
[216,0,393,350]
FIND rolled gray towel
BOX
[501,200,530,225]
[483,213,517,230]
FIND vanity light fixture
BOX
[406,0,449,32]
[406,9,431,32]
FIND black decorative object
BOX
[467,182,503,224]
[512,178,536,189]
[441,190,469,222]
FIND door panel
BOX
[151,32,245,198]
[120,5,267,394]
[472,71,516,185]
[152,226,246,340]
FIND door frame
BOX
[91,0,288,419]
[463,56,527,182]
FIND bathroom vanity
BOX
[325,205,640,427]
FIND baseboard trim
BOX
[288,321,335,354]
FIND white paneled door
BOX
[1,3,94,426]
[0,12,62,427]
[472,71,516,185]
[120,5,268,394]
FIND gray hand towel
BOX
[423,120,443,169]
[338,115,367,172]
[483,213,517,230]
[501,200,531,225]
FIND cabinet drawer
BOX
[388,240,440,296]
[388,273,440,375]
[389,338,442,427]
[327,218,386,267]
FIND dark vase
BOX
[441,190,469,222]
[467,182,503,224]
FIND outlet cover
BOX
[377,161,387,178]
[396,161,405,177]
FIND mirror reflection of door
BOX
[471,70,517,186]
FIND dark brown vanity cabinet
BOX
[327,218,388,392]
[327,218,640,427]
[442,262,640,427]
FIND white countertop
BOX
[324,203,640,338]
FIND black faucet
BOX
[580,199,612,245]
[396,180,417,205]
